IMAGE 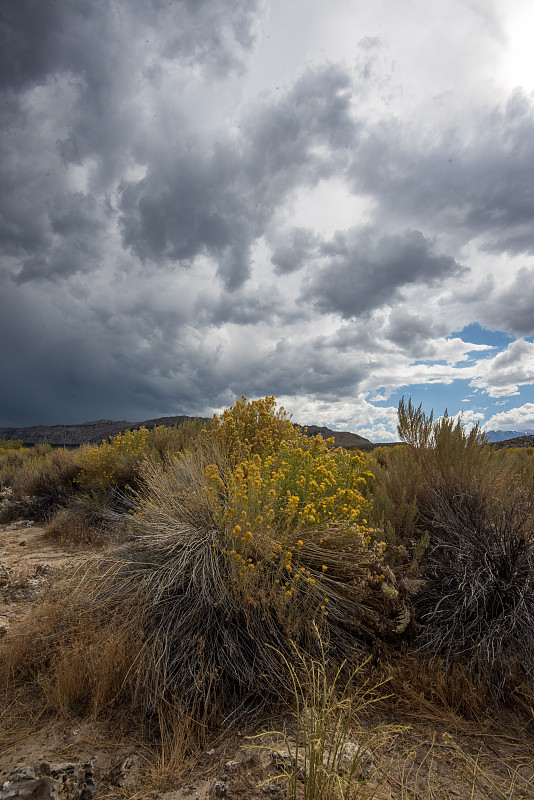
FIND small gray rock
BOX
[210,780,227,797]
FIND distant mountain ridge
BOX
[5,418,532,451]
[484,429,534,442]
[0,415,208,447]
[0,416,374,449]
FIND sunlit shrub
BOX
[102,448,397,715]
[210,394,300,460]
[77,427,151,491]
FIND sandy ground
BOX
[0,519,91,635]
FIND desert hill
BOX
[0,415,206,447]
[490,433,534,449]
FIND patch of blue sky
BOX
[362,323,533,439]
[366,381,532,440]
[450,322,515,349]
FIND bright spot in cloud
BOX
[502,7,534,91]
[288,178,375,237]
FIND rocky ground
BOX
[2,520,534,800]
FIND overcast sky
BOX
[1,0,534,439]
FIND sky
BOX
[1,0,534,440]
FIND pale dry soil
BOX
[1,520,534,800]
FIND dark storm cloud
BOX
[0,0,268,289]
[0,279,221,425]
[2,0,534,429]
[118,65,357,289]
[349,90,534,255]
[300,227,464,317]
[194,287,283,326]
[15,192,106,282]
[0,0,262,92]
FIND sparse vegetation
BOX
[1,396,534,798]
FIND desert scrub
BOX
[144,418,212,461]
[370,397,493,548]
[0,438,23,451]
[44,489,127,545]
[21,398,401,720]
[210,394,301,460]
[207,439,375,536]
[204,395,375,529]
[77,420,211,493]
[373,397,534,695]
[0,446,35,491]
[1,447,83,522]
[195,397,385,608]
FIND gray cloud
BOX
[475,267,534,338]
[384,308,449,357]
[0,0,262,92]
[118,65,357,289]
[300,227,464,317]
[270,228,318,274]
[349,90,534,255]
[15,192,106,283]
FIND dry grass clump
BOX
[0,591,140,717]
[414,480,534,694]
[251,628,398,800]
[43,493,125,545]
[0,447,83,522]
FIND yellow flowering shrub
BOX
[197,396,387,613]
[210,394,300,460]
[78,427,151,489]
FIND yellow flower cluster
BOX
[211,395,299,460]
[203,397,382,613]
[206,435,374,536]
